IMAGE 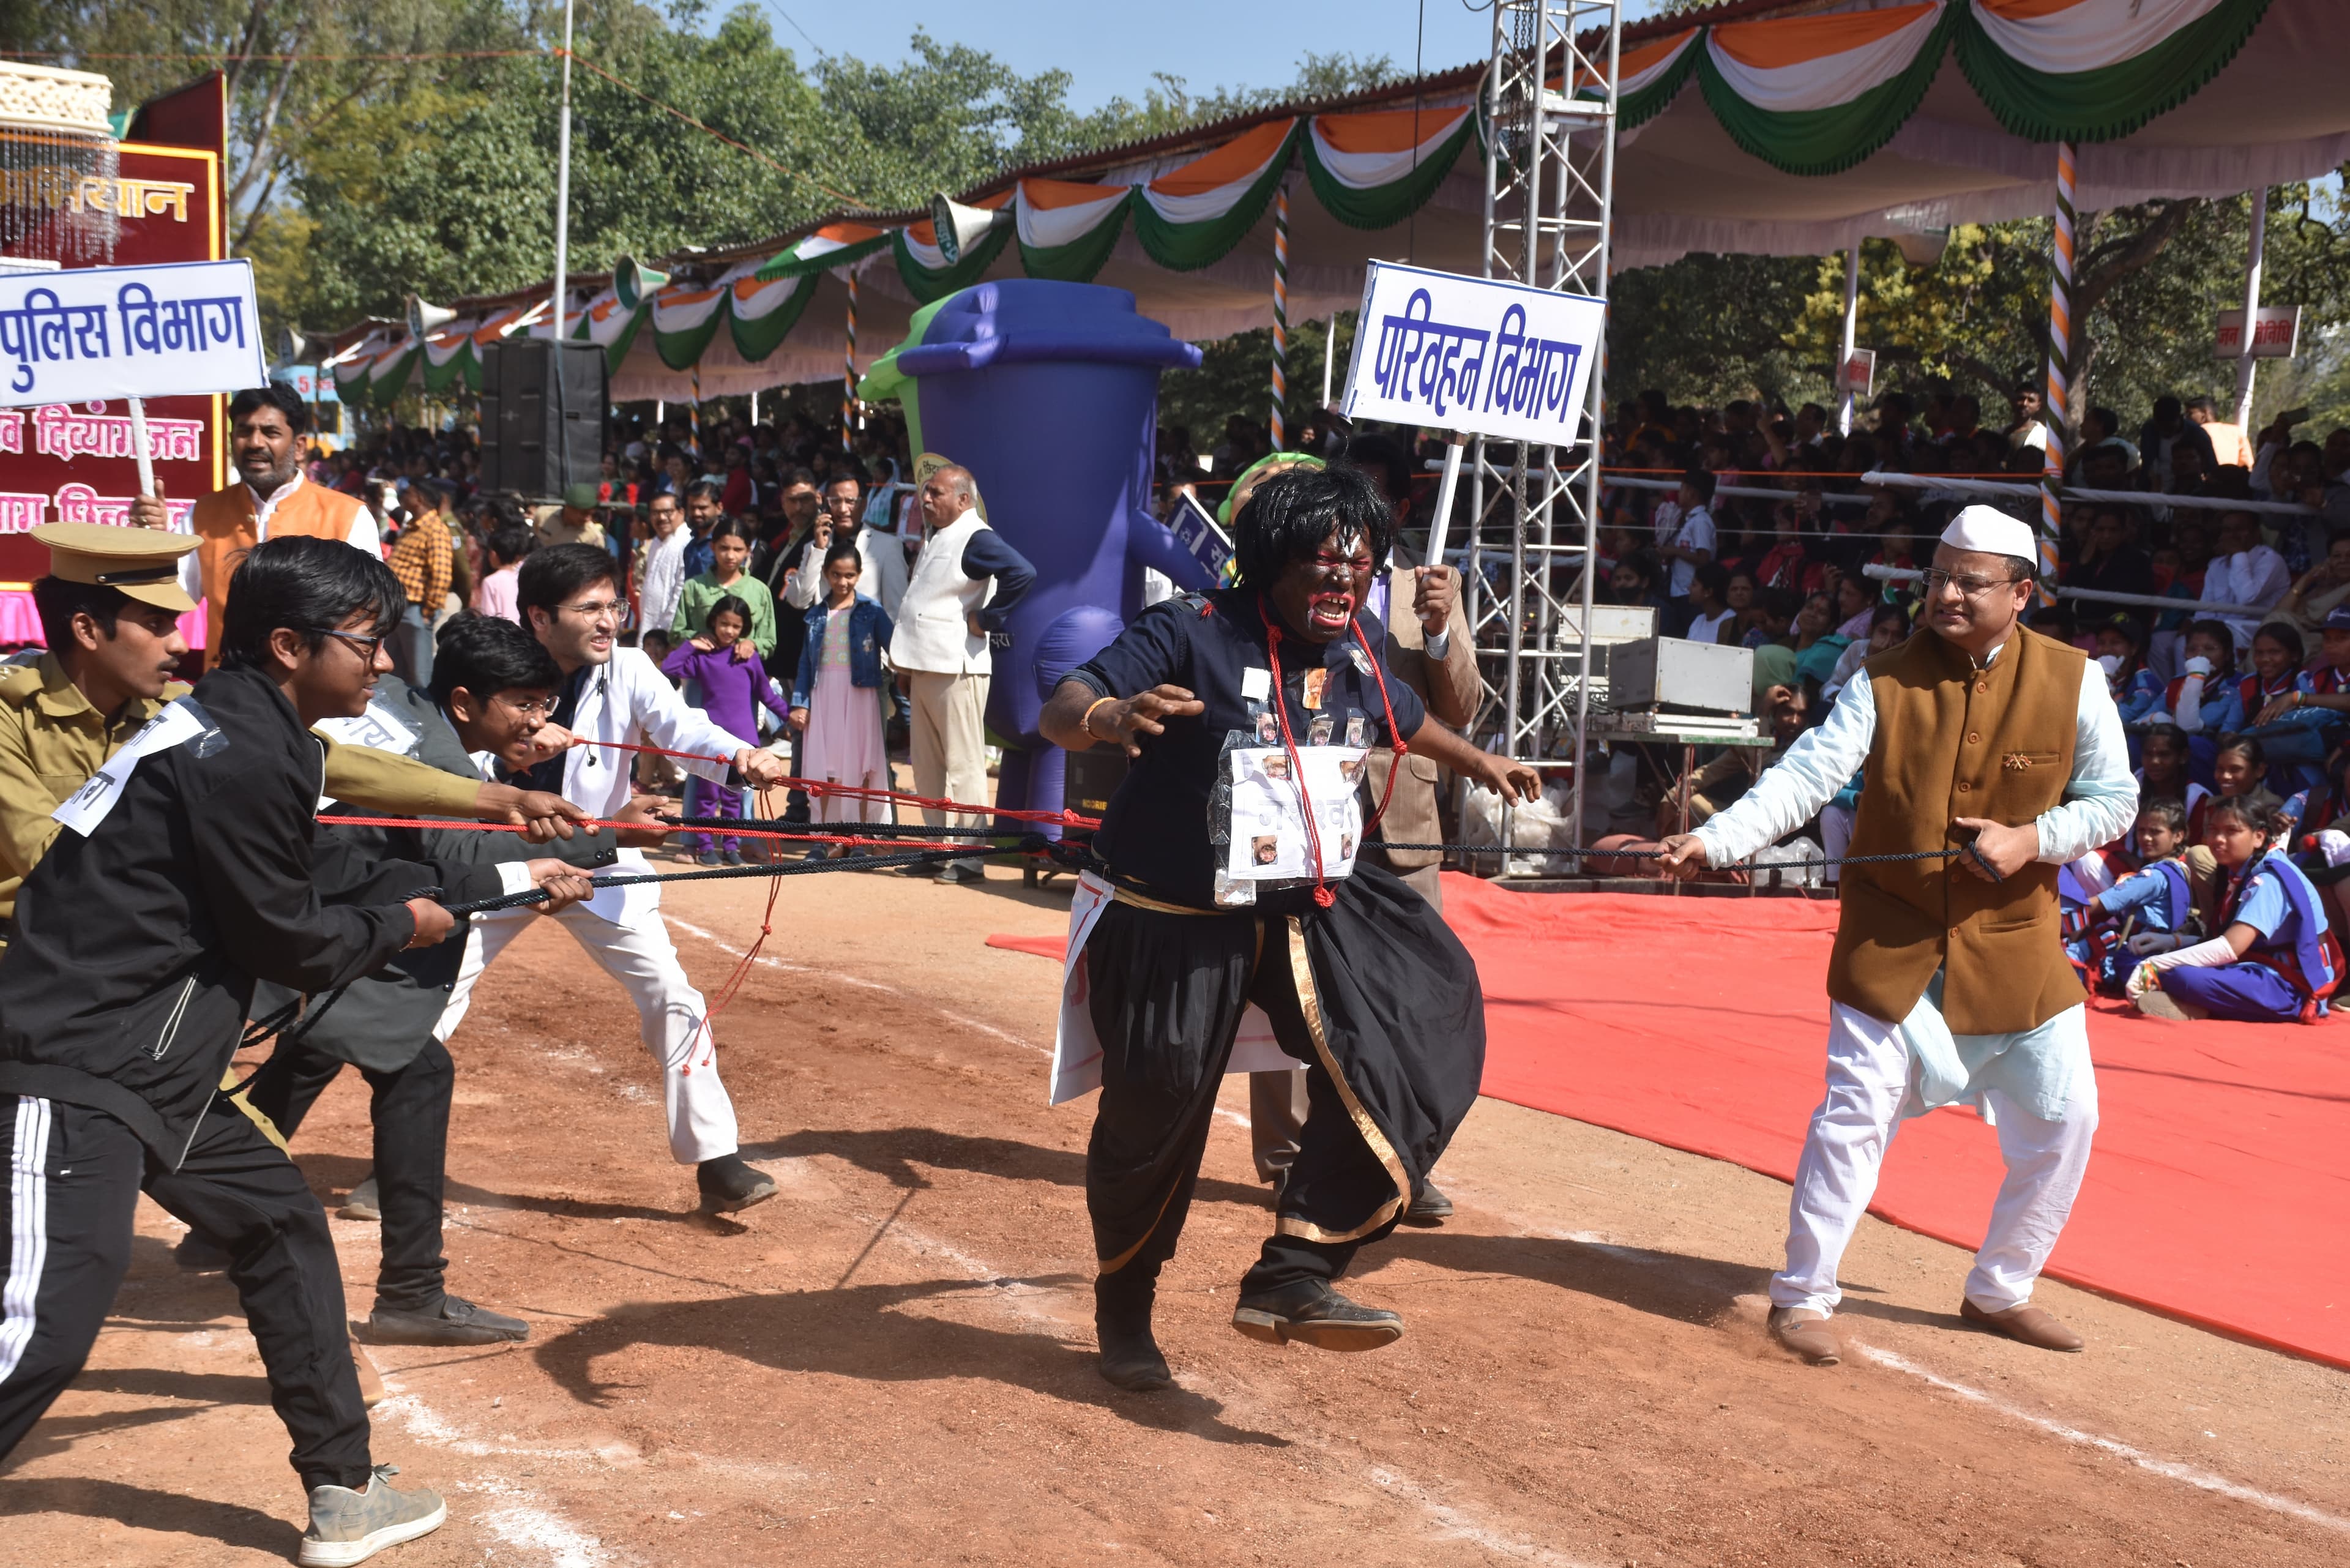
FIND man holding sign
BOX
[132,382,377,664]
[1037,466,1535,1392]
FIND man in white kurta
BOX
[1663,507,2137,1365]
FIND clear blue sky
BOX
[752,0,1677,112]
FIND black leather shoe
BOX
[1401,1178,1453,1227]
[354,1294,531,1346]
[1231,1281,1404,1353]
[1094,1278,1172,1392]
[696,1154,778,1214]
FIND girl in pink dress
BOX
[790,542,898,833]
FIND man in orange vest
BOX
[132,383,379,666]
[1660,506,2138,1365]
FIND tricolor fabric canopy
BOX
[1601,0,2348,264]
[326,0,2350,408]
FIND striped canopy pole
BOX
[842,269,860,454]
[689,364,701,458]
[1269,180,1289,450]
[2036,140,2076,597]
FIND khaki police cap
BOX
[31,521,198,614]
[912,451,985,522]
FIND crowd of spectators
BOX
[300,402,925,862]
[1573,379,2350,1018]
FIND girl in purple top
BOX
[660,594,792,862]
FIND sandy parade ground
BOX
[5,861,2346,1567]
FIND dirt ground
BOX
[6,860,2349,1567]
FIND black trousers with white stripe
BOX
[0,1093,373,1491]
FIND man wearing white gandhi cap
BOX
[1660,505,2138,1364]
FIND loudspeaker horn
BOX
[928,192,1007,266]
[406,293,458,339]
[1890,228,1951,269]
[613,255,671,310]
[278,327,310,364]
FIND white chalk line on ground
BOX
[846,1193,1593,1561]
[1851,1345,2350,1534]
[375,1392,624,1566]
[668,917,1049,1056]
[1436,1176,2350,1538]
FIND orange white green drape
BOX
[1600,0,2269,172]
[343,0,2278,392]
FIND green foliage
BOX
[0,0,1408,354]
[1603,252,1821,408]
[1608,183,2350,436]
[1157,314,1351,447]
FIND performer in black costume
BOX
[1039,466,1537,1391]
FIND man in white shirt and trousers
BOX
[1662,506,2137,1365]
[436,544,792,1215]
[889,460,1035,883]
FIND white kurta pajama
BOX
[436,649,770,1166]
[1694,645,2138,1316]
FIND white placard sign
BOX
[1226,745,1367,883]
[0,258,266,408]
[1339,260,1605,447]
[2214,305,2302,361]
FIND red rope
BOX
[1350,612,1408,842]
[1258,603,1416,909]
[318,813,980,855]
[683,876,780,1076]
[1260,616,1335,909]
[568,737,1097,828]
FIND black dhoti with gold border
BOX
[1083,859,1485,1296]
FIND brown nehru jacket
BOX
[1830,624,2085,1035]
[1369,564,1479,872]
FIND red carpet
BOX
[1442,875,2350,1371]
[991,879,2350,1368]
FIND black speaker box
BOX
[480,339,607,499]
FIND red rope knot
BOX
[1261,616,1332,906]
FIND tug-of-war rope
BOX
[283,733,1980,1072]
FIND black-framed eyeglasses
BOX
[308,627,387,661]
[1919,569,2026,599]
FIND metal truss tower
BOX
[1465,1,1620,861]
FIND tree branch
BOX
[2073,199,2201,319]
[231,164,284,255]
[1866,342,2013,401]
[230,23,309,217]
[222,0,272,108]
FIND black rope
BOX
[661,813,1026,840]
[439,845,974,916]
[1376,842,1970,868]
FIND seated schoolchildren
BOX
[2157,619,2245,737]
[2135,723,2209,839]
[2063,799,2199,995]
[2093,613,2164,725]
[2130,793,2346,1023]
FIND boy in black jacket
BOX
[237,613,619,1348]
[0,537,466,1566]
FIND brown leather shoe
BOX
[350,1335,386,1408]
[1961,1297,2084,1351]
[1766,1305,1841,1365]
